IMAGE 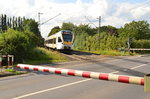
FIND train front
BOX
[62,30,74,50]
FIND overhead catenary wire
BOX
[130,0,150,10]
[84,16,97,28]
[40,13,61,25]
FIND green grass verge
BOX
[75,49,138,56]
[5,69,25,75]
[24,47,68,64]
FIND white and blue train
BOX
[45,30,74,50]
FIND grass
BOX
[5,68,24,75]
[76,49,138,56]
[24,47,68,64]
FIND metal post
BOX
[127,37,131,52]
[7,55,10,68]
[98,16,101,50]
[38,12,43,33]
[12,55,14,66]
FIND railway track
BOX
[55,50,146,77]
[53,50,117,68]
[43,49,111,68]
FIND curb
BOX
[0,72,16,77]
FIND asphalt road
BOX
[0,55,150,99]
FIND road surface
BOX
[0,55,150,99]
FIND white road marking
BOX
[13,63,148,99]
[110,71,119,74]
[13,79,91,99]
[130,64,147,69]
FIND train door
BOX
[56,37,63,50]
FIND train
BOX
[45,30,74,50]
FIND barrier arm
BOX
[17,64,150,92]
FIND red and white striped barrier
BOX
[17,64,144,86]
[0,55,14,67]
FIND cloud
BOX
[131,6,150,19]
[0,0,149,38]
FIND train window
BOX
[49,39,51,44]
[58,37,62,42]
[47,39,52,44]
[63,34,72,42]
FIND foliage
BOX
[5,69,25,75]
[48,26,61,36]
[74,24,97,36]
[62,20,150,54]
[74,33,88,50]
[118,20,150,40]
[23,18,43,46]
[0,14,24,32]
[99,25,118,36]
[0,29,37,62]
[132,40,150,48]
[85,34,99,51]
[61,22,76,31]
[23,19,41,37]
[24,47,67,64]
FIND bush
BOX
[0,29,38,62]
[132,40,150,48]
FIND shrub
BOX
[0,29,38,62]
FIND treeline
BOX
[49,20,150,52]
[0,14,24,32]
[0,14,43,62]
[0,14,42,37]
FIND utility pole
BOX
[38,13,61,34]
[98,16,101,50]
[127,37,131,52]
[38,12,43,33]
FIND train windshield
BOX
[62,31,73,42]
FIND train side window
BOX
[58,37,62,42]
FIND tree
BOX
[100,25,118,36]
[61,22,76,31]
[74,32,89,50]
[118,20,150,40]
[0,29,37,62]
[48,26,61,36]
[23,19,41,37]
[3,14,7,31]
[23,18,44,46]
[74,24,96,36]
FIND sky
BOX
[0,0,150,38]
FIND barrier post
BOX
[11,55,14,69]
[7,55,10,68]
[144,74,150,92]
